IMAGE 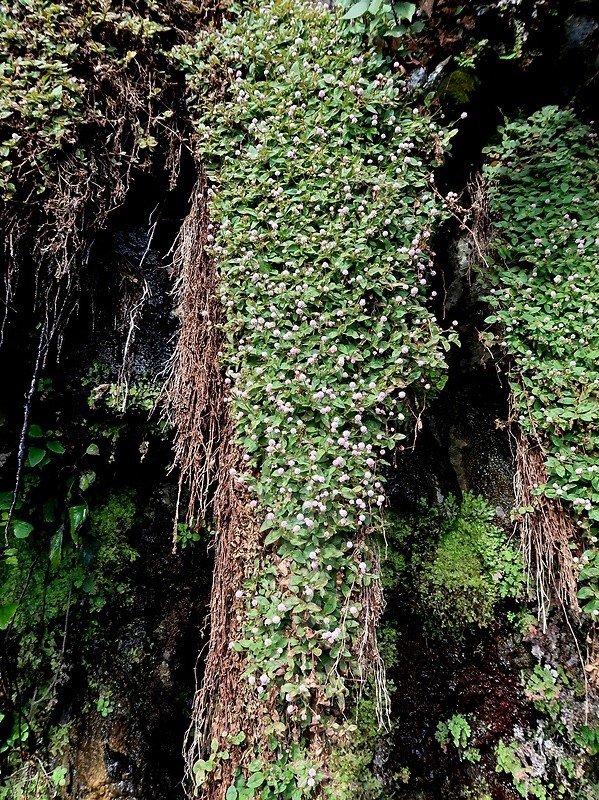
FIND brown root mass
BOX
[514,427,579,629]
[162,174,269,798]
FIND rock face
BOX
[68,715,137,800]
[56,211,211,800]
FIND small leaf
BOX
[85,443,100,456]
[577,586,596,600]
[43,498,58,523]
[47,441,65,454]
[264,529,281,546]
[79,470,96,492]
[341,0,370,19]
[226,788,238,800]
[69,505,88,543]
[27,447,46,467]
[393,1,416,20]
[12,520,33,539]
[28,424,43,438]
[260,517,274,532]
[49,528,63,572]
[247,773,264,789]
[0,602,18,629]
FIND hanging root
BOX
[182,440,273,800]
[466,172,493,272]
[161,172,268,796]
[163,168,226,543]
[514,429,579,630]
[354,545,390,731]
[4,320,48,544]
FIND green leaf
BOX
[247,773,264,789]
[85,443,100,456]
[43,498,58,522]
[341,0,370,19]
[580,566,599,580]
[47,440,65,454]
[49,528,63,572]
[577,586,596,600]
[27,447,46,467]
[393,1,416,20]
[264,529,281,546]
[0,602,18,630]
[69,505,88,543]
[368,0,383,14]
[79,470,96,492]
[386,23,406,35]
[28,424,43,438]
[12,520,33,539]
[226,787,238,800]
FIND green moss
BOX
[385,493,525,637]
[86,490,139,611]
[439,68,480,105]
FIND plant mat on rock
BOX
[166,0,465,796]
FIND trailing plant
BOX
[170,0,464,793]
[480,107,599,620]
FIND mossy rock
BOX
[385,493,524,638]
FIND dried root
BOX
[163,170,226,541]
[514,427,579,630]
[183,440,274,799]
[354,545,390,731]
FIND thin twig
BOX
[4,321,48,544]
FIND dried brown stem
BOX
[513,422,579,629]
